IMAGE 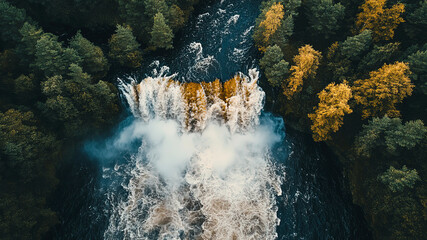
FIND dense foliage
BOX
[255,0,426,239]
[0,0,199,239]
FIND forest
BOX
[0,0,426,239]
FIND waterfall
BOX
[103,69,285,239]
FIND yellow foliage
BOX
[308,82,353,142]
[355,0,405,41]
[327,42,339,60]
[283,45,322,99]
[259,3,284,52]
[352,62,413,119]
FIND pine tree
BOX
[340,30,372,60]
[108,24,142,68]
[305,0,345,38]
[70,32,109,78]
[308,82,353,142]
[150,12,173,50]
[0,0,27,46]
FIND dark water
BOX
[49,0,371,239]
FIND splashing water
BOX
[102,69,285,239]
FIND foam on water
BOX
[103,69,285,239]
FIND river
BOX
[50,0,370,239]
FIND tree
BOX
[40,64,119,137]
[305,0,345,38]
[352,62,413,119]
[0,0,26,46]
[407,48,427,94]
[258,2,284,52]
[358,42,400,71]
[308,82,353,141]
[168,4,186,31]
[259,45,289,87]
[70,32,109,78]
[379,166,420,192]
[355,0,405,41]
[340,30,372,60]
[34,33,81,77]
[150,12,173,50]
[17,22,43,64]
[355,116,426,157]
[108,25,142,68]
[283,45,322,98]
[144,0,168,19]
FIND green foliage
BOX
[0,0,26,46]
[40,64,119,137]
[358,42,400,71]
[17,22,43,65]
[150,12,174,50]
[259,45,289,87]
[355,116,426,157]
[304,0,345,38]
[168,4,186,31]
[340,30,372,60]
[407,48,427,94]
[70,32,109,78]
[405,0,427,40]
[144,0,168,19]
[379,166,420,192]
[109,25,142,68]
[34,33,81,77]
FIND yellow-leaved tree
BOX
[355,0,405,41]
[258,2,284,52]
[308,82,353,142]
[352,62,413,119]
[283,45,322,99]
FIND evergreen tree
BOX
[70,32,109,78]
[340,30,372,60]
[358,42,400,71]
[108,25,142,68]
[150,12,174,50]
[379,166,420,192]
[0,0,27,46]
[355,116,426,157]
[407,48,427,95]
[305,0,345,39]
[259,45,289,87]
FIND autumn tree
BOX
[283,44,322,98]
[259,45,289,87]
[150,12,174,50]
[355,0,405,41]
[379,166,420,192]
[108,24,142,68]
[254,2,285,52]
[355,116,426,157]
[304,0,345,38]
[70,32,109,78]
[308,82,353,142]
[352,62,413,118]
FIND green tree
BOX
[34,33,81,77]
[355,116,426,157]
[358,42,400,71]
[168,4,186,31]
[407,48,427,94]
[379,166,420,192]
[144,0,168,19]
[70,32,109,78]
[305,0,345,38]
[16,22,43,65]
[150,12,174,50]
[259,45,289,87]
[0,0,26,46]
[108,25,142,68]
[340,30,372,60]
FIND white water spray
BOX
[104,69,284,239]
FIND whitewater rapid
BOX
[102,69,285,239]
